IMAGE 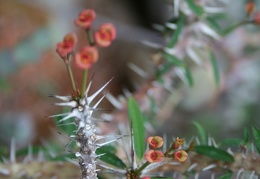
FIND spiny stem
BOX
[81,69,88,98]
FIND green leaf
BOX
[217,172,232,179]
[206,17,223,35]
[184,67,193,87]
[163,53,185,67]
[252,126,260,154]
[96,146,126,169]
[243,128,249,145]
[194,145,234,162]
[192,121,207,145]
[219,139,242,147]
[209,51,220,85]
[185,0,204,16]
[167,16,184,48]
[128,97,145,160]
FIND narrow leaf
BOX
[128,97,145,160]
[167,15,184,48]
[96,147,126,169]
[206,17,223,35]
[194,145,234,162]
[252,126,260,154]
[185,0,204,16]
[209,51,220,85]
[217,172,232,179]
[192,121,206,145]
[163,53,185,66]
[243,128,249,145]
[184,67,193,87]
[219,139,242,147]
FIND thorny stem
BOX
[81,69,88,98]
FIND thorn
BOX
[187,163,198,172]
[86,78,114,105]
[202,164,216,171]
[227,148,234,156]
[105,92,123,109]
[54,101,77,107]
[49,95,71,101]
[194,173,199,179]
[249,171,256,179]
[128,63,148,79]
[10,137,16,163]
[236,168,244,179]
[0,168,10,176]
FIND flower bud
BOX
[245,2,255,15]
[94,23,116,47]
[147,136,164,149]
[172,137,184,149]
[174,150,188,162]
[144,150,164,163]
[56,33,77,58]
[74,9,96,29]
[75,46,98,69]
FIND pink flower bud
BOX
[174,150,188,162]
[56,33,77,58]
[141,177,151,179]
[147,136,164,149]
[172,137,185,149]
[94,23,116,47]
[144,150,164,163]
[75,46,98,69]
[74,9,96,29]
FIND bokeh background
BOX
[1,0,260,152]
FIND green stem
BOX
[135,162,150,176]
[87,29,95,46]
[66,64,77,93]
[80,69,88,98]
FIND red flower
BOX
[74,9,96,29]
[246,2,255,15]
[94,23,116,47]
[147,136,164,149]
[144,150,164,163]
[172,137,185,149]
[174,150,188,162]
[56,33,77,58]
[75,46,98,69]
[141,177,151,179]
[254,12,260,24]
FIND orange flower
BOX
[94,23,116,47]
[144,150,164,163]
[56,33,77,58]
[174,150,188,162]
[172,137,185,149]
[245,2,254,14]
[147,136,164,149]
[75,46,98,69]
[74,9,96,29]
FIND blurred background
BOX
[1,0,260,152]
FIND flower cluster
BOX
[56,9,116,70]
[144,136,188,163]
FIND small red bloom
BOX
[246,2,255,15]
[172,137,185,149]
[94,23,116,47]
[144,150,164,163]
[141,177,151,179]
[147,136,164,149]
[174,150,188,162]
[253,12,260,24]
[56,33,77,58]
[75,46,98,69]
[74,9,96,29]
